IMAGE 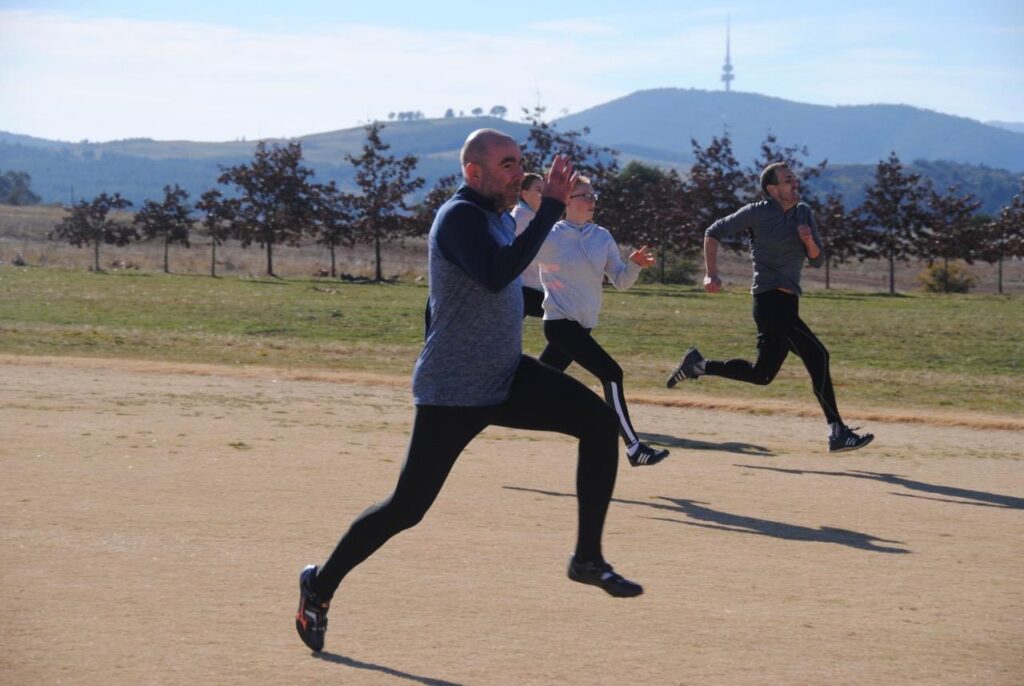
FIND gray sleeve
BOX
[603,234,641,290]
[803,206,826,268]
[706,203,759,240]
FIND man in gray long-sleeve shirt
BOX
[666,162,874,454]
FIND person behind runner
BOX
[295,130,644,654]
[536,175,670,467]
[665,162,874,453]
[511,172,546,317]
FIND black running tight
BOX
[313,355,620,599]
[539,318,641,448]
[704,290,841,425]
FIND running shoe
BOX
[666,346,704,388]
[828,425,874,453]
[567,556,643,597]
[295,564,330,652]
[628,442,670,467]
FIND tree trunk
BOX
[888,251,895,295]
[374,231,383,282]
[164,235,170,273]
[211,239,217,278]
[942,257,949,293]
[825,258,831,290]
[330,244,337,278]
[93,238,101,272]
[266,240,274,277]
[997,257,1003,295]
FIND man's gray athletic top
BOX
[412,184,564,407]
[705,198,825,296]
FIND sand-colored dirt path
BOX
[2,356,1021,685]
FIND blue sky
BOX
[1,0,1021,142]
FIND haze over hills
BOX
[0,89,1021,211]
[986,120,1024,135]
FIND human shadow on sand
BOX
[735,465,1024,511]
[639,432,774,456]
[503,486,909,554]
[313,651,463,686]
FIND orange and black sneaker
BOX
[295,565,330,651]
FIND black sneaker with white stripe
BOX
[828,425,874,453]
[567,556,643,598]
[628,442,670,467]
[295,564,330,652]
[666,346,704,388]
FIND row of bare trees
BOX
[50,111,1024,292]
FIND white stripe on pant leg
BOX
[608,381,638,446]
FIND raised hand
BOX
[542,154,577,204]
[629,245,657,267]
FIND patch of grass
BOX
[1,266,1021,415]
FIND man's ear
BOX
[465,162,481,184]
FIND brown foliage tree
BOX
[50,192,134,271]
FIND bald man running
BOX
[295,129,644,654]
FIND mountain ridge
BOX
[1,89,1020,211]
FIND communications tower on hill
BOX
[721,15,735,92]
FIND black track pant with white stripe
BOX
[313,355,620,600]
[704,289,842,425]
[539,318,641,449]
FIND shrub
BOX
[917,262,977,293]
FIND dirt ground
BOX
[2,355,1022,685]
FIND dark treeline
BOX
[46,112,1024,293]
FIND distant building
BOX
[721,15,735,92]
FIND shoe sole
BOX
[629,449,670,467]
[829,435,874,453]
[667,349,702,388]
[567,566,644,598]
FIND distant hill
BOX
[557,89,1024,172]
[1,89,1021,213]
[0,117,529,207]
[986,120,1024,135]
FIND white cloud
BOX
[0,7,1020,141]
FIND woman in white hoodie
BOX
[536,177,669,467]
